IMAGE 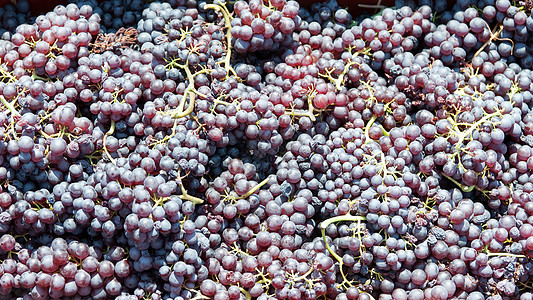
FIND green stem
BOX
[39,130,51,139]
[0,95,19,116]
[321,221,363,293]
[320,215,366,230]
[172,92,195,119]
[486,252,526,258]
[449,110,502,152]
[334,60,358,90]
[320,215,366,263]
[171,61,198,119]
[364,116,377,143]
[321,227,343,263]
[179,193,204,205]
[291,266,314,282]
[103,120,116,164]
[204,3,237,77]
[0,66,17,83]
[239,288,251,300]
[441,174,475,192]
[285,108,316,122]
[236,177,269,200]
[176,171,204,205]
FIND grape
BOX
[200,279,216,296]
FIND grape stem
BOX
[517,281,533,291]
[285,107,317,121]
[176,170,204,205]
[447,110,502,152]
[102,120,117,165]
[0,65,17,83]
[320,215,366,260]
[442,109,503,191]
[471,24,503,62]
[358,0,384,14]
[239,288,251,300]
[486,252,526,258]
[360,81,390,144]
[320,215,367,292]
[235,177,269,200]
[164,60,210,119]
[0,95,18,116]
[204,2,237,77]
[284,88,319,121]
[441,174,475,193]
[176,61,196,119]
[358,3,385,8]
[1,95,52,140]
[188,290,210,300]
[364,115,377,143]
[319,47,371,91]
[334,60,359,90]
[320,215,367,230]
[291,266,315,282]
[363,115,389,144]
[152,196,170,208]
[32,72,52,82]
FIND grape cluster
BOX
[1,0,533,299]
[231,0,302,53]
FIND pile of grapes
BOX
[2,0,533,298]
